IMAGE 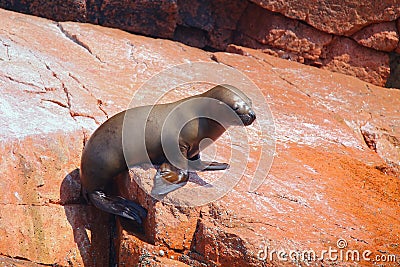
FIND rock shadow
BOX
[61,169,111,266]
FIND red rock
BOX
[352,22,399,52]
[236,3,333,62]
[228,37,309,64]
[0,2,398,87]
[251,0,400,36]
[176,0,248,49]
[5,0,88,22]
[119,47,400,265]
[100,0,178,39]
[0,202,110,265]
[320,37,390,87]
[1,0,177,39]
[1,8,399,267]
[117,226,193,266]
[360,122,400,167]
[0,7,210,265]
[0,256,45,267]
[233,3,392,86]
[116,170,201,250]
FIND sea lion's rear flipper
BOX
[151,163,188,195]
[88,191,147,224]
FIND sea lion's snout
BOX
[239,108,256,126]
[249,110,256,121]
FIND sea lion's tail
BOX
[88,191,147,224]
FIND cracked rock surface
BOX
[0,9,399,267]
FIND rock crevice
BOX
[56,22,105,64]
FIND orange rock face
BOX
[352,22,399,52]
[251,0,400,36]
[0,8,399,267]
[236,3,333,63]
[1,1,399,87]
[320,37,390,87]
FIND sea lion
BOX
[80,84,256,223]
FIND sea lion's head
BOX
[204,84,256,126]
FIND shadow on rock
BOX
[115,171,154,242]
[61,169,111,266]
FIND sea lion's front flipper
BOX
[151,163,188,195]
[88,191,147,224]
[200,161,230,171]
[188,154,230,171]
